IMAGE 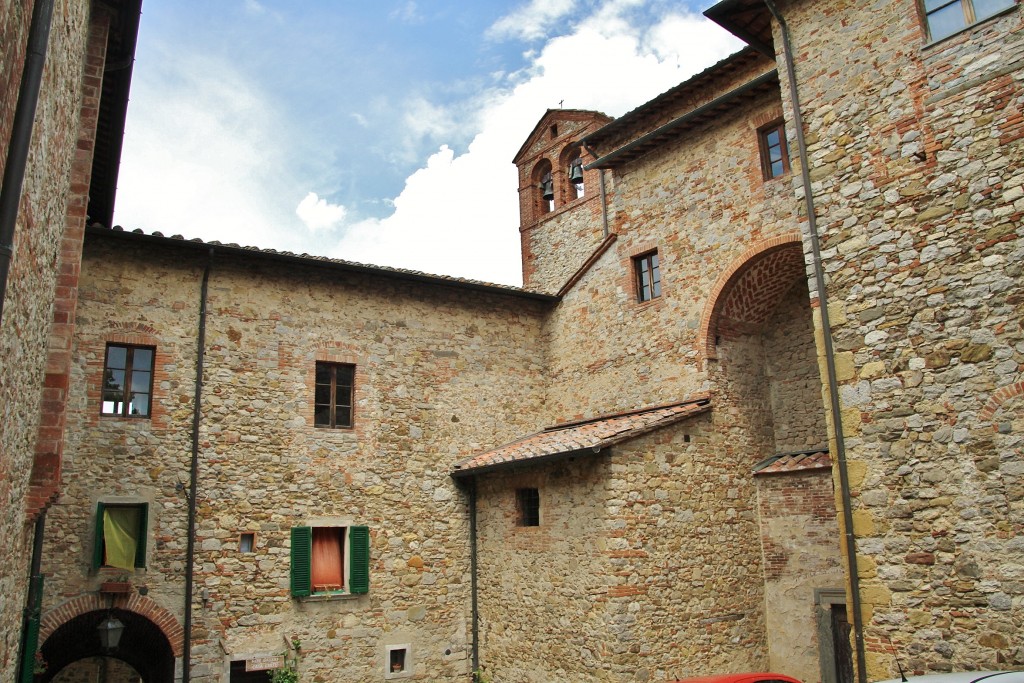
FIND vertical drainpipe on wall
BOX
[0,0,55,324]
[16,512,46,683]
[468,477,480,681]
[762,2,867,682]
[183,249,213,683]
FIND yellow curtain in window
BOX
[103,507,140,570]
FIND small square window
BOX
[239,533,255,553]
[385,644,411,679]
[922,0,1015,41]
[758,121,789,180]
[314,362,354,428]
[633,251,661,303]
[101,344,155,417]
[517,488,540,527]
[93,502,148,570]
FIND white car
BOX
[877,673,1024,683]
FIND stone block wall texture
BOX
[778,0,1024,676]
[756,468,845,682]
[0,1,93,679]
[475,418,769,683]
[42,236,552,682]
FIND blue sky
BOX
[116,1,741,285]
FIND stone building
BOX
[9,0,1024,682]
[0,1,141,681]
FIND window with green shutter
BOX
[290,524,370,597]
[93,502,148,570]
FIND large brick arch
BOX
[698,232,805,360]
[39,593,184,656]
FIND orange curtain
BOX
[311,528,343,590]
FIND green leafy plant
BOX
[269,665,298,683]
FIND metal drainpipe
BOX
[0,0,56,325]
[762,2,867,681]
[183,249,213,682]
[468,477,480,681]
[16,511,46,683]
[582,142,610,238]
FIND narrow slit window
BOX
[758,121,789,180]
[239,533,255,553]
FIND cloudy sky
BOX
[115,0,742,286]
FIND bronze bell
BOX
[541,178,554,201]
[568,161,584,184]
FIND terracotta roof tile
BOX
[451,395,711,477]
[752,449,831,475]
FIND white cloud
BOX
[296,192,347,231]
[116,2,743,286]
[487,0,576,41]
[328,7,742,285]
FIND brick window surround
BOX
[921,0,1015,42]
[758,120,790,180]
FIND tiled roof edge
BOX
[85,224,559,302]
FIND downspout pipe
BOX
[581,142,610,238]
[16,511,46,683]
[0,0,56,325]
[468,477,480,681]
[183,249,213,682]
[762,2,867,682]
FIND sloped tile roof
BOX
[451,395,711,477]
[752,449,831,476]
[85,224,558,302]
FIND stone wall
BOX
[42,234,552,682]
[475,416,769,683]
[543,89,799,421]
[777,0,1024,676]
[0,1,94,678]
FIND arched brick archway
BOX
[698,232,805,360]
[40,593,184,656]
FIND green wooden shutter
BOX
[135,504,149,568]
[19,575,43,683]
[290,527,312,597]
[92,503,105,570]
[348,525,370,594]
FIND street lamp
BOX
[97,615,125,650]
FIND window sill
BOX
[298,592,361,602]
[922,4,1018,49]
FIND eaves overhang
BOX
[584,69,779,170]
[703,0,776,57]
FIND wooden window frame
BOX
[516,488,540,527]
[758,120,790,180]
[921,0,1016,42]
[633,250,662,303]
[101,343,155,418]
[314,362,355,429]
[290,525,370,597]
[239,532,256,553]
[93,502,148,570]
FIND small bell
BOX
[568,160,584,184]
[541,178,554,201]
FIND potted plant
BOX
[99,574,132,594]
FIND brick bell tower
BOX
[513,109,613,293]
